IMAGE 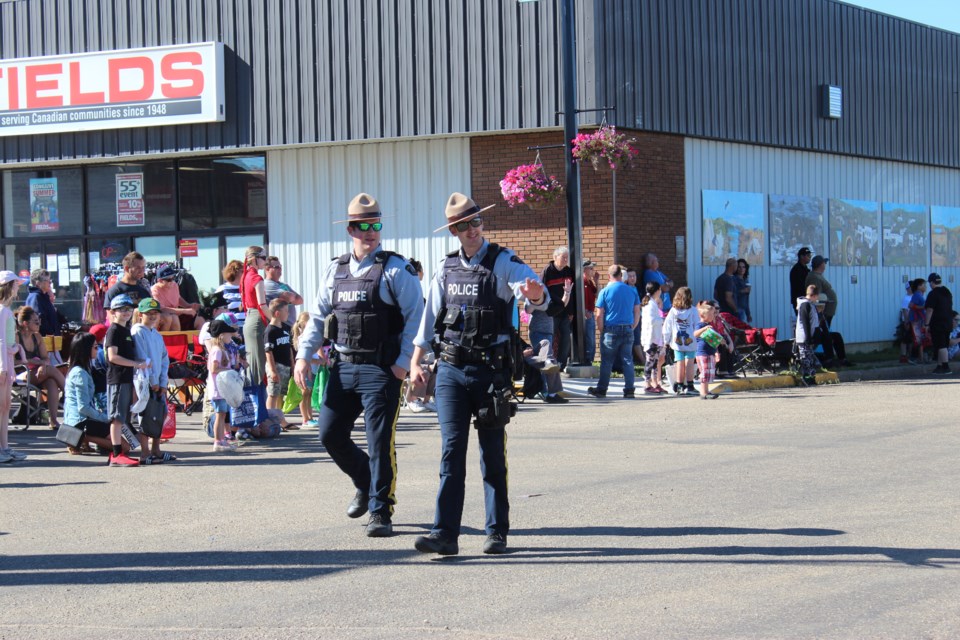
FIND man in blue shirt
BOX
[588,264,642,398]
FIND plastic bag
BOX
[282,375,305,413]
[311,365,328,413]
[130,368,150,414]
[161,401,177,440]
[217,370,246,408]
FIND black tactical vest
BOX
[331,251,404,357]
[438,243,512,349]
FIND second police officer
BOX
[293,193,424,538]
[410,192,548,556]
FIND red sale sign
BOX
[116,173,144,227]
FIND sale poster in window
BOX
[116,173,145,226]
[30,178,60,233]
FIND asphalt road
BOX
[1,378,958,639]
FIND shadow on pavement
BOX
[0,549,420,587]
[488,545,960,567]
[510,526,846,537]
[0,481,108,489]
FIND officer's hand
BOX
[520,278,545,303]
[410,363,428,387]
[390,364,408,381]
[294,359,311,391]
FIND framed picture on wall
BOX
[702,190,765,266]
[931,206,960,267]
[768,194,824,266]
[828,199,879,267]
[882,203,928,267]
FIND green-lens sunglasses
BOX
[454,217,483,232]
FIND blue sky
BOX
[840,0,960,34]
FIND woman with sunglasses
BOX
[240,245,269,387]
[16,305,65,430]
[293,193,424,540]
[24,269,65,337]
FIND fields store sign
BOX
[0,42,225,137]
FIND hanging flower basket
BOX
[571,125,639,171]
[500,164,565,209]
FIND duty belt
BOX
[439,341,509,368]
[334,350,385,366]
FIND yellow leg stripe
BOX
[503,429,509,493]
[387,384,402,515]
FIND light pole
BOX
[521,0,591,367]
[559,0,586,366]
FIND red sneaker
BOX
[109,453,140,467]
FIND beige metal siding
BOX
[267,137,471,307]
[685,139,960,345]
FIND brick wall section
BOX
[470,129,686,287]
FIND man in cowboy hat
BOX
[293,193,424,538]
[409,192,548,556]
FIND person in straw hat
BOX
[293,193,424,538]
[410,192,548,556]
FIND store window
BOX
[180,156,267,230]
[135,236,177,263]
[3,240,84,322]
[89,238,130,269]
[2,168,84,238]
[180,237,221,295]
[86,162,176,234]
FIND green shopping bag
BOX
[311,365,329,413]
[281,376,305,414]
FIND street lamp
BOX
[520,0,587,368]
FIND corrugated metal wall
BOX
[685,138,960,346]
[266,137,471,307]
[0,0,599,165]
[596,0,960,170]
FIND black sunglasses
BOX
[350,222,383,232]
[454,217,483,232]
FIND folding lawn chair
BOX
[735,327,780,375]
[163,333,207,415]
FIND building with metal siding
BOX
[685,139,960,345]
[0,0,958,347]
[594,0,960,169]
[0,0,599,163]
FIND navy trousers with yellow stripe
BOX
[317,361,401,517]
[432,360,509,540]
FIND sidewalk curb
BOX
[835,363,953,382]
[712,371,839,394]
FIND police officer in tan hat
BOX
[294,193,424,538]
[410,192,547,556]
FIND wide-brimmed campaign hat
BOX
[433,192,495,233]
[333,193,390,225]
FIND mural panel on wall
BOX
[828,199,879,267]
[931,205,960,268]
[882,202,928,267]
[768,194,824,266]
[702,190,765,266]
